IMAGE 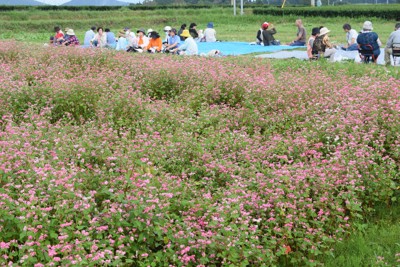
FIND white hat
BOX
[319,27,330,36]
[164,26,172,32]
[147,28,153,34]
[66,29,75,36]
[363,21,373,31]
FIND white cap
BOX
[164,26,172,31]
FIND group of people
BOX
[49,22,218,56]
[255,18,400,65]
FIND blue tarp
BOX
[197,42,302,56]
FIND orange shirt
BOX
[146,37,162,52]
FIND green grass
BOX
[323,202,400,267]
[0,7,397,44]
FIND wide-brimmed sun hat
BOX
[147,28,153,34]
[66,29,75,36]
[180,29,191,38]
[164,26,172,32]
[137,28,146,34]
[363,21,373,30]
[319,27,330,36]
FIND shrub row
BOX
[253,5,400,19]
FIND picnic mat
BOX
[256,48,390,65]
[197,42,300,56]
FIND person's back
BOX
[84,27,96,46]
[203,22,216,42]
[384,23,400,66]
[262,25,277,46]
[357,21,380,56]
[105,29,116,47]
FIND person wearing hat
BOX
[163,26,172,44]
[203,22,217,42]
[124,27,136,48]
[256,22,267,45]
[62,29,80,46]
[288,19,307,46]
[147,29,153,38]
[357,21,382,61]
[146,31,163,53]
[384,22,400,66]
[164,28,180,53]
[307,27,320,59]
[134,28,149,51]
[171,29,198,56]
[312,27,336,61]
[262,22,279,46]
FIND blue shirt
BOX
[106,32,116,45]
[357,31,380,53]
[84,30,95,46]
[168,35,180,47]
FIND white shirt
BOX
[346,29,358,45]
[203,28,216,42]
[179,37,198,55]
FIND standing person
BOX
[172,29,198,56]
[342,23,358,51]
[164,28,180,53]
[91,27,107,48]
[84,26,96,46]
[203,22,217,42]
[384,22,400,66]
[312,27,336,61]
[146,31,163,53]
[288,19,307,46]
[62,29,80,46]
[307,27,320,59]
[357,21,382,60]
[262,22,279,46]
[105,28,116,49]
[178,24,186,41]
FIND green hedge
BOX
[253,5,400,20]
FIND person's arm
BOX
[256,30,262,42]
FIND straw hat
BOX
[180,29,190,38]
[319,27,330,36]
[66,29,75,36]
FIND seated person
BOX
[256,22,265,45]
[288,19,306,46]
[84,26,96,46]
[116,29,128,51]
[164,28,180,53]
[342,23,358,51]
[307,27,320,59]
[53,26,64,45]
[172,29,198,56]
[178,24,186,41]
[384,22,400,66]
[62,29,79,46]
[202,22,216,42]
[357,21,381,60]
[189,23,199,39]
[91,27,107,48]
[105,28,116,49]
[146,31,162,53]
[312,27,336,61]
[262,22,279,46]
[131,28,149,52]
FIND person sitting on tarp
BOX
[312,27,336,61]
[256,22,265,45]
[105,28,116,49]
[164,28,180,53]
[172,29,198,56]
[288,19,307,46]
[62,29,80,46]
[262,22,280,46]
[147,31,163,53]
[202,22,217,42]
[357,21,382,60]
[91,27,107,48]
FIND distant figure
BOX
[262,22,279,46]
[146,31,162,53]
[172,29,198,56]
[178,24,186,41]
[62,29,79,46]
[116,29,128,51]
[53,26,64,45]
[189,22,199,39]
[163,26,172,44]
[256,22,266,45]
[84,26,96,46]
[91,27,107,48]
[357,21,382,60]
[342,23,358,51]
[307,27,320,59]
[288,19,306,46]
[203,22,217,42]
[105,28,116,49]
[312,27,336,61]
[164,28,180,53]
[384,22,400,66]
[132,28,149,52]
